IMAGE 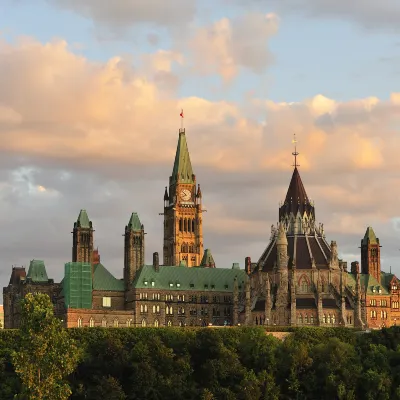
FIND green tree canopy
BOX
[12,293,81,400]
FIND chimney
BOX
[153,252,159,272]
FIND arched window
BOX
[167,320,172,327]
[297,314,301,324]
[188,219,191,232]
[327,314,331,324]
[192,219,195,232]
[299,314,303,324]
[323,314,326,323]
[179,219,183,231]
[140,304,144,313]
[126,319,132,327]
[89,318,94,327]
[304,314,308,324]
[166,306,170,315]
[113,319,119,328]
[102,318,107,327]
[332,315,336,324]
[141,319,147,327]
[184,219,187,232]
[310,315,314,324]
[154,319,159,327]
[299,275,309,293]
[77,317,82,328]
[255,317,258,325]
[153,305,156,314]
[189,244,194,253]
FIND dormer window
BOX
[169,283,173,287]
[378,288,382,293]
[211,285,215,289]
[151,281,155,287]
[177,283,181,288]
[372,287,376,293]
[224,284,229,289]
[144,280,148,286]
[190,283,194,288]
[204,284,208,289]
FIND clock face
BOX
[180,189,191,201]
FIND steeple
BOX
[72,209,94,264]
[170,129,194,184]
[124,212,145,288]
[361,226,381,282]
[76,209,91,228]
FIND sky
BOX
[0,0,399,300]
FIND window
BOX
[167,320,172,327]
[327,314,331,324]
[299,275,309,293]
[102,297,111,307]
[310,315,314,324]
[178,294,185,302]
[151,281,155,287]
[113,319,119,328]
[178,307,185,315]
[370,299,376,306]
[141,319,147,327]
[154,319,159,327]
[304,314,308,324]
[153,293,160,300]
[166,294,173,301]
[102,318,107,327]
[77,317,82,328]
[153,305,156,314]
[371,310,377,318]
[323,314,326,323]
[89,318,94,327]
[332,315,336,324]
[393,301,399,309]
[126,319,132,327]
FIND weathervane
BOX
[292,133,299,168]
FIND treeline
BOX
[2,325,400,399]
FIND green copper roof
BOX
[77,209,91,228]
[362,226,378,245]
[132,265,247,291]
[26,260,48,282]
[127,212,142,231]
[93,263,124,292]
[200,249,216,267]
[171,130,194,184]
[347,273,389,295]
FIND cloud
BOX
[190,13,279,81]
[47,0,197,34]
[237,0,400,32]
[0,37,400,297]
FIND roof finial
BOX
[180,109,184,132]
[292,133,299,168]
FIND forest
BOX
[2,323,400,399]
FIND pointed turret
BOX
[72,209,94,263]
[279,167,315,221]
[26,260,49,283]
[126,212,142,231]
[200,249,216,268]
[170,129,194,184]
[75,209,91,229]
[361,226,381,282]
[124,212,145,288]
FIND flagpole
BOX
[180,109,184,132]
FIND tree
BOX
[12,293,81,400]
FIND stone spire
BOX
[276,223,288,269]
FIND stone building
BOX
[3,127,246,329]
[0,304,3,329]
[241,151,400,329]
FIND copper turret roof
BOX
[279,167,315,219]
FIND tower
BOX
[361,226,381,282]
[72,210,94,263]
[163,128,204,267]
[124,212,145,288]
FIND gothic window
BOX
[304,314,308,324]
[179,218,183,231]
[299,275,310,293]
[126,319,132,327]
[255,317,259,325]
[102,318,107,327]
[332,315,336,324]
[113,319,119,328]
[141,319,147,327]
[310,315,314,324]
[192,220,195,232]
[184,219,187,232]
[188,219,191,232]
[89,318,94,327]
[297,314,302,324]
[189,244,194,253]
[323,314,326,323]
[153,305,156,314]
[167,320,172,327]
[327,314,331,323]
[154,319,159,327]
[77,317,82,328]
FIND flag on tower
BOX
[180,109,184,118]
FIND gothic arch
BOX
[297,274,311,293]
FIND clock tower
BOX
[163,128,204,267]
